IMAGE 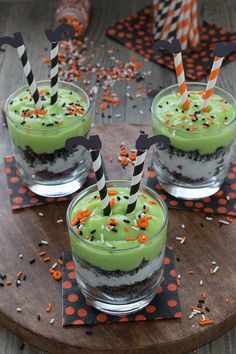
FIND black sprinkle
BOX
[42,123,45,126]
[175,108,179,112]
[51,113,56,116]
[117,196,121,201]
[124,196,129,199]
[46,123,54,127]
[200,222,204,228]
[20,343,25,350]
[199,299,205,303]
[186,128,190,131]
[194,104,198,108]
[205,306,210,312]
[0,274,6,280]
[16,279,21,287]
[176,257,180,262]
[62,103,66,107]
[166,101,169,104]
[111,228,118,233]
[14,110,18,113]
[210,115,215,119]
[37,314,41,321]
[93,195,97,199]
[123,219,130,223]
[108,115,111,118]
[23,275,27,281]
[158,105,163,108]
[91,229,96,234]
[80,231,83,236]
[29,259,36,264]
[89,235,94,241]
[85,330,93,335]
[101,112,105,118]
[10,100,14,105]
[132,105,136,108]
[140,130,145,134]
[38,242,43,247]
[224,117,228,120]
[70,91,73,95]
[20,121,26,125]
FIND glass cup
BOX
[151,83,236,199]
[66,180,168,315]
[5,80,91,197]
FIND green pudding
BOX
[5,81,91,154]
[152,84,236,154]
[67,182,167,272]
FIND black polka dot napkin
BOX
[106,6,236,80]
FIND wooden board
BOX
[0,123,236,354]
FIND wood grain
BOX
[0,0,236,354]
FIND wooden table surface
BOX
[0,0,236,353]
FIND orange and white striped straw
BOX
[201,56,224,112]
[177,0,191,50]
[173,52,190,110]
[189,0,199,47]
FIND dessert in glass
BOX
[5,80,91,197]
[66,180,168,315]
[151,82,236,199]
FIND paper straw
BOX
[153,0,160,33]
[153,0,171,41]
[189,0,199,47]
[90,149,111,216]
[50,41,59,105]
[166,0,183,40]
[179,0,191,50]
[126,148,147,214]
[161,0,182,40]
[17,43,42,109]
[201,56,224,112]
[126,134,170,215]
[173,52,190,110]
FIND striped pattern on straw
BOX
[50,42,59,105]
[173,52,190,110]
[126,149,147,214]
[201,56,224,112]
[17,44,42,109]
[90,149,111,216]
[152,0,200,50]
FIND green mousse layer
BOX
[152,91,236,154]
[68,187,167,271]
[6,86,91,154]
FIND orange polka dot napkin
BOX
[106,6,236,80]
[146,161,236,216]
[62,247,182,326]
[3,155,96,210]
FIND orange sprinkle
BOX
[202,291,207,299]
[138,233,149,244]
[165,113,172,117]
[16,271,23,278]
[76,230,81,236]
[188,270,194,275]
[140,193,147,199]
[46,303,52,313]
[32,109,48,116]
[209,267,213,275]
[5,280,12,286]
[128,152,137,161]
[198,319,214,326]
[134,62,142,69]
[53,270,62,281]
[120,158,129,166]
[21,110,31,118]
[43,257,50,262]
[108,190,118,196]
[39,251,46,257]
[49,268,54,274]
[181,115,186,120]
[192,306,202,311]
[177,278,181,287]
[110,198,115,208]
[225,297,229,304]
[58,258,63,266]
[137,217,149,229]
[131,55,138,62]
[104,96,120,105]
[148,200,157,205]
[226,216,233,223]
[124,227,130,233]
[100,103,108,110]
[164,119,170,124]
[120,149,129,156]
[109,218,119,225]
[125,237,135,241]
[39,89,49,95]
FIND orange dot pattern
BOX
[147,162,236,217]
[4,156,96,210]
[62,247,182,326]
[106,6,236,80]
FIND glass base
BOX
[82,289,157,315]
[27,175,88,198]
[159,182,220,200]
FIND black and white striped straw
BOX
[90,149,111,216]
[45,24,75,105]
[65,135,111,216]
[50,41,59,105]
[164,0,183,40]
[126,148,147,215]
[153,0,171,41]
[16,43,42,109]
[126,134,170,215]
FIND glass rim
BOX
[4,80,91,132]
[66,179,168,253]
[151,82,236,135]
